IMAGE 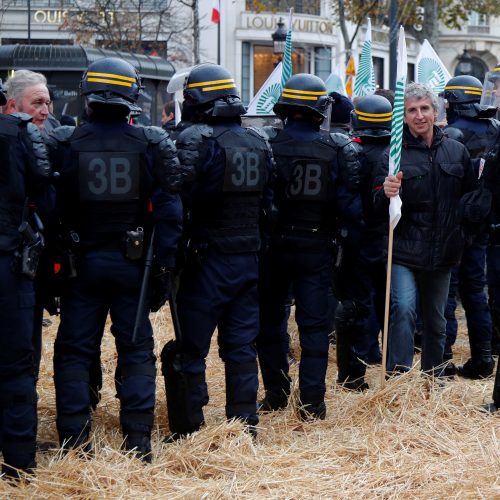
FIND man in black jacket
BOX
[375,83,476,376]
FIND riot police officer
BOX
[0,80,53,479]
[256,74,363,418]
[336,94,393,382]
[47,57,183,461]
[162,63,274,439]
[442,75,498,378]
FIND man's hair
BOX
[5,69,47,103]
[163,100,176,116]
[404,82,438,111]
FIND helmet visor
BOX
[480,72,500,109]
[167,67,194,94]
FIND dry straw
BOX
[1,306,499,498]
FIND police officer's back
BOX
[256,74,364,418]
[0,80,53,479]
[47,57,182,461]
[162,63,274,439]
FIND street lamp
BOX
[457,49,473,75]
[272,18,287,56]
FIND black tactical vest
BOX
[271,130,337,240]
[59,123,153,247]
[188,126,269,253]
[0,115,28,251]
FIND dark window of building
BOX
[314,46,331,81]
[373,56,384,88]
[245,0,320,16]
[242,42,251,104]
[407,63,415,83]
[454,56,488,82]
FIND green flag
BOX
[281,9,293,88]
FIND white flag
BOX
[415,39,451,95]
[388,27,407,228]
[324,63,347,96]
[353,18,376,97]
[246,62,283,115]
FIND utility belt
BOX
[59,227,147,278]
[14,221,44,280]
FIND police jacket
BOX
[374,125,476,270]
[47,116,183,267]
[176,119,274,254]
[0,113,53,252]
[270,120,363,251]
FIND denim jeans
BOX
[388,264,451,373]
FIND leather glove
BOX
[150,269,172,312]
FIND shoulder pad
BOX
[24,122,51,179]
[10,112,33,122]
[247,125,278,141]
[143,125,170,144]
[444,126,465,144]
[176,124,213,183]
[50,125,76,143]
[329,131,351,148]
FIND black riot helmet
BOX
[273,74,331,121]
[183,63,246,118]
[442,75,488,119]
[0,78,6,106]
[443,75,483,104]
[80,57,143,113]
[351,94,392,137]
[488,62,500,83]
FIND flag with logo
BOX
[415,39,451,95]
[325,63,347,96]
[211,0,220,24]
[281,9,294,87]
[388,26,407,228]
[246,62,283,115]
[353,18,376,97]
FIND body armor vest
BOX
[0,115,29,251]
[188,126,269,253]
[271,130,337,239]
[447,119,500,160]
[59,123,153,247]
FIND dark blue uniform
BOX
[256,121,363,417]
[169,120,274,434]
[0,112,53,478]
[47,119,182,450]
[443,116,498,376]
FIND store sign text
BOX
[245,15,333,34]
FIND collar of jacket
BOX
[402,124,444,150]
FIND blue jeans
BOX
[388,264,451,373]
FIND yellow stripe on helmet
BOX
[187,78,235,88]
[201,83,237,92]
[283,88,327,96]
[87,71,137,83]
[355,110,392,119]
[444,85,482,92]
[282,93,319,101]
[464,90,482,95]
[86,77,132,87]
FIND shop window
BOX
[314,47,331,82]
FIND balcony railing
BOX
[467,25,490,34]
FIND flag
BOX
[388,26,407,228]
[211,0,220,24]
[415,39,451,95]
[281,9,293,87]
[353,18,376,97]
[174,99,181,126]
[345,54,356,98]
[325,63,347,96]
[246,62,283,115]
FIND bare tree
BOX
[177,0,199,64]
[61,0,193,65]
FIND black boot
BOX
[442,349,457,377]
[123,432,152,463]
[299,401,326,421]
[481,358,500,413]
[257,390,289,413]
[457,342,494,379]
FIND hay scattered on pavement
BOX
[1,306,499,498]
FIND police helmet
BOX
[443,75,483,104]
[488,62,500,83]
[351,94,392,137]
[273,74,330,120]
[0,78,6,106]
[183,63,246,117]
[80,57,143,113]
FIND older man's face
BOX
[404,96,437,139]
[14,83,51,129]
